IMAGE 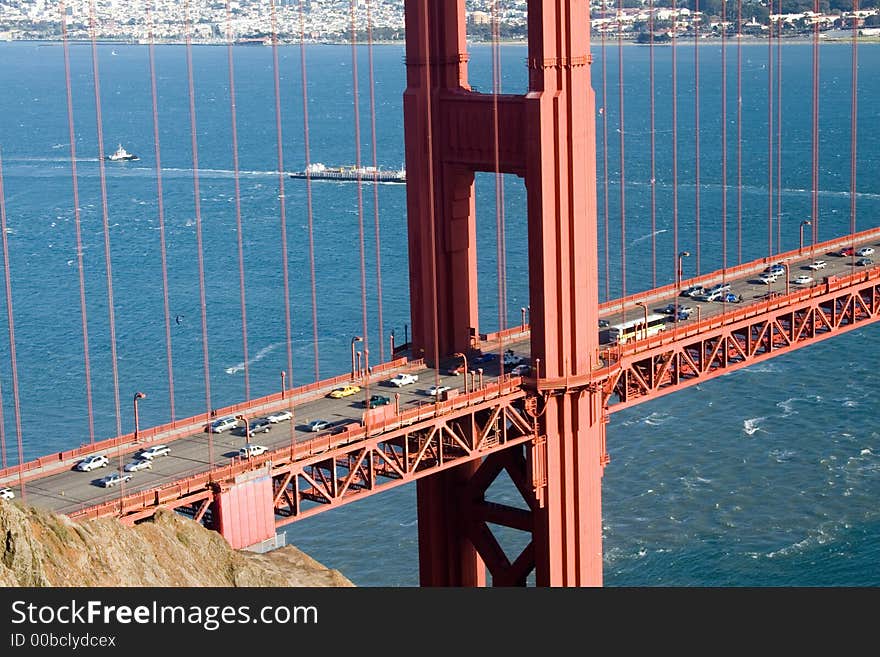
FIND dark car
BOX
[855,257,873,267]
[96,472,132,488]
[363,394,391,409]
[246,417,272,435]
[680,285,704,298]
[473,353,498,364]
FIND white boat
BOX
[106,144,138,162]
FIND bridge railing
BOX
[0,355,423,486]
[617,263,880,359]
[599,224,880,318]
[69,375,526,521]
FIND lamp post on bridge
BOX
[133,392,146,443]
[280,371,286,399]
[454,352,468,394]
[799,220,812,256]
[676,251,691,323]
[236,414,250,449]
[635,301,648,341]
[351,336,363,380]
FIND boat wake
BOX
[224,342,282,375]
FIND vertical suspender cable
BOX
[766,0,774,257]
[224,0,251,401]
[349,2,370,385]
[60,1,96,445]
[88,0,122,436]
[297,0,320,380]
[183,0,214,468]
[811,0,820,247]
[736,0,743,264]
[849,3,859,240]
[720,0,727,274]
[269,0,295,449]
[672,2,679,280]
[649,0,657,289]
[492,2,508,366]
[601,0,610,302]
[0,151,25,498]
[776,17,782,254]
[693,0,700,276]
[617,0,626,302]
[365,0,386,363]
[419,6,441,386]
[146,2,176,421]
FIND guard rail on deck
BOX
[69,374,524,521]
[0,355,422,486]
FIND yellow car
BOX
[328,385,361,399]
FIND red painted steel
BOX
[214,468,275,549]
[403,0,604,586]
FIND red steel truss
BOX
[602,268,880,412]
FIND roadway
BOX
[3,235,878,517]
[595,243,878,339]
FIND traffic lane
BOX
[599,248,879,332]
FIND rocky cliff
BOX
[0,500,353,587]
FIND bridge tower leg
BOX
[404,1,604,586]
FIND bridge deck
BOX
[2,226,878,523]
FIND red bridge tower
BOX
[404,1,605,585]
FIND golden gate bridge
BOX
[0,1,875,586]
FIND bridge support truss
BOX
[403,0,606,585]
[606,273,880,411]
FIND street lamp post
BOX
[350,336,363,380]
[280,371,286,399]
[676,251,691,322]
[799,220,812,255]
[782,263,790,295]
[454,352,468,393]
[635,302,648,341]
[236,414,250,448]
[520,307,526,330]
[133,392,146,443]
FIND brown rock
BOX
[0,501,353,587]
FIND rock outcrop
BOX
[0,501,353,587]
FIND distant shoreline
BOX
[3,35,878,47]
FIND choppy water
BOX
[0,40,878,586]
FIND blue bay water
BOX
[0,40,878,586]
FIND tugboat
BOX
[106,144,138,162]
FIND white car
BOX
[856,246,875,257]
[387,373,418,387]
[0,487,14,500]
[266,409,293,424]
[426,384,451,396]
[123,458,153,473]
[210,416,238,433]
[758,273,779,284]
[807,260,827,270]
[239,444,268,459]
[794,274,813,285]
[137,444,170,459]
[75,454,109,472]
